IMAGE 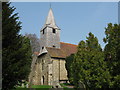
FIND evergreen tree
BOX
[65,54,74,84]
[2,2,32,89]
[103,23,120,87]
[72,32,111,89]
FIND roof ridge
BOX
[60,42,77,46]
[46,47,61,50]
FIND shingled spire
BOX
[46,8,55,25]
[40,8,60,51]
[41,8,60,30]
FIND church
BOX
[29,8,77,87]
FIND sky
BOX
[11,2,118,48]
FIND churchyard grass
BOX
[32,85,52,88]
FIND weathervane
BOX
[50,2,51,8]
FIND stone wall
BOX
[40,27,60,50]
[34,62,41,85]
[29,53,52,85]
[29,54,68,86]
[46,27,60,49]
[29,56,42,85]
[59,59,68,80]
[52,58,59,83]
[38,53,52,85]
[48,63,53,85]
[52,58,68,82]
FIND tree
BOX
[2,2,32,89]
[25,33,40,53]
[65,54,75,84]
[103,23,120,87]
[69,32,111,89]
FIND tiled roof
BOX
[46,42,77,58]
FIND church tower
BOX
[40,8,60,50]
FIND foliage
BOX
[65,54,75,84]
[66,32,111,89]
[60,83,73,88]
[15,80,28,88]
[103,23,120,87]
[60,83,68,88]
[25,33,40,53]
[2,2,32,90]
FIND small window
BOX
[43,29,44,34]
[53,45,55,48]
[42,47,44,49]
[52,28,56,33]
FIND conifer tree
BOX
[72,33,111,89]
[65,54,74,84]
[103,23,120,87]
[2,2,32,89]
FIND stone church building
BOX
[29,8,77,86]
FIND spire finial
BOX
[50,2,51,8]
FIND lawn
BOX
[14,85,52,90]
[32,85,52,88]
[14,87,29,90]
[15,84,75,89]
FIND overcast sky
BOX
[11,2,118,48]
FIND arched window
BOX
[42,76,44,85]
